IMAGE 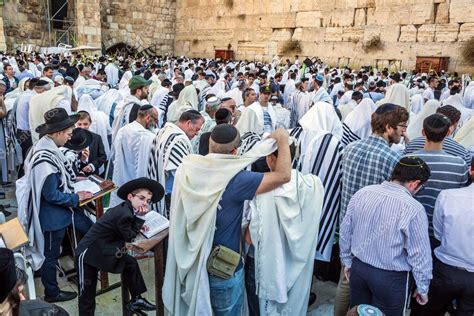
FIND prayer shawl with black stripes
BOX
[296,130,343,262]
[147,122,192,215]
[16,136,75,270]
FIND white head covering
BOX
[344,98,377,139]
[166,85,198,123]
[299,101,343,140]
[410,94,424,115]
[453,116,474,153]
[463,81,474,109]
[406,99,441,140]
[118,70,133,97]
[376,83,410,111]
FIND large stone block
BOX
[435,23,460,42]
[379,25,400,42]
[459,23,474,41]
[342,27,364,42]
[450,0,474,23]
[399,25,417,42]
[435,2,449,23]
[295,11,322,27]
[354,8,367,26]
[417,24,436,42]
[325,27,343,41]
[259,13,296,28]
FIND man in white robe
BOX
[312,74,332,104]
[338,91,363,121]
[109,105,158,207]
[236,86,276,136]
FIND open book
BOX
[138,211,169,239]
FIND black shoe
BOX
[127,296,156,312]
[44,290,77,303]
[308,292,317,306]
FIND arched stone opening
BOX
[105,42,139,56]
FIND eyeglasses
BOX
[132,194,152,204]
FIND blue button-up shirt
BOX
[340,181,432,295]
[340,135,400,221]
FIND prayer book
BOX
[76,175,117,206]
[138,211,169,239]
[73,180,101,195]
[0,218,29,250]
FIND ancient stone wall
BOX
[174,0,474,72]
[100,0,177,54]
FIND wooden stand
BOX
[125,229,169,316]
[215,49,234,60]
[415,56,450,74]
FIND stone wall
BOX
[75,0,102,48]
[100,0,177,54]
[174,0,474,72]
[0,7,7,51]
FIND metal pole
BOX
[46,0,52,46]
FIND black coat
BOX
[75,201,144,273]
[80,132,107,176]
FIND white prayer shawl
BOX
[443,93,474,129]
[273,104,291,129]
[376,83,410,112]
[77,95,111,160]
[162,139,278,316]
[74,76,87,89]
[16,136,74,270]
[151,86,169,108]
[250,170,323,315]
[283,79,296,105]
[225,87,244,107]
[208,78,226,99]
[343,98,377,139]
[75,79,107,100]
[297,91,313,121]
[300,132,342,261]
[312,86,332,104]
[299,101,343,141]
[110,121,155,207]
[338,100,357,122]
[105,63,119,87]
[453,116,474,156]
[147,123,193,214]
[118,71,133,97]
[235,102,276,136]
[463,81,474,109]
[95,88,123,120]
[410,94,424,115]
[111,94,145,142]
[167,85,199,123]
[406,99,441,140]
[29,86,73,144]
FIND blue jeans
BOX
[209,267,244,316]
[41,210,93,297]
[350,258,410,316]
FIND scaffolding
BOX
[45,0,76,47]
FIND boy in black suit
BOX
[76,177,165,315]
[75,111,107,176]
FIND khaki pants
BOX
[334,267,351,316]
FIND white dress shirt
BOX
[433,183,474,272]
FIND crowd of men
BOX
[0,50,473,316]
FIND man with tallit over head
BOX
[163,124,292,316]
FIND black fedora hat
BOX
[64,128,93,151]
[35,108,79,135]
[117,177,165,203]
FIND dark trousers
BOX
[350,258,410,316]
[411,260,474,316]
[78,254,147,315]
[245,255,260,316]
[16,129,32,178]
[41,211,93,297]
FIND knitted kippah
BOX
[210,124,238,144]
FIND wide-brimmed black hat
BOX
[64,128,93,151]
[0,248,17,303]
[35,108,79,135]
[117,177,164,203]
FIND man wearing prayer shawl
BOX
[147,110,204,215]
[192,96,220,153]
[166,85,199,123]
[109,105,158,207]
[312,74,332,104]
[162,125,292,316]
[105,59,119,87]
[376,82,410,112]
[245,142,324,315]
[111,75,152,141]
[341,98,378,147]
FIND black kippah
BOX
[139,104,153,111]
[211,124,238,144]
[424,113,451,128]
[375,103,397,114]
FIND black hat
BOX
[117,177,165,203]
[64,128,93,151]
[0,248,17,303]
[36,108,79,135]
[211,124,238,144]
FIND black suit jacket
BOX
[80,132,107,175]
[75,201,145,273]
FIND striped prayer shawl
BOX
[238,132,262,155]
[341,123,361,148]
[147,123,192,215]
[198,85,211,111]
[300,132,342,261]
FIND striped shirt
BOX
[407,150,469,237]
[341,135,400,221]
[340,181,432,295]
[404,136,470,166]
